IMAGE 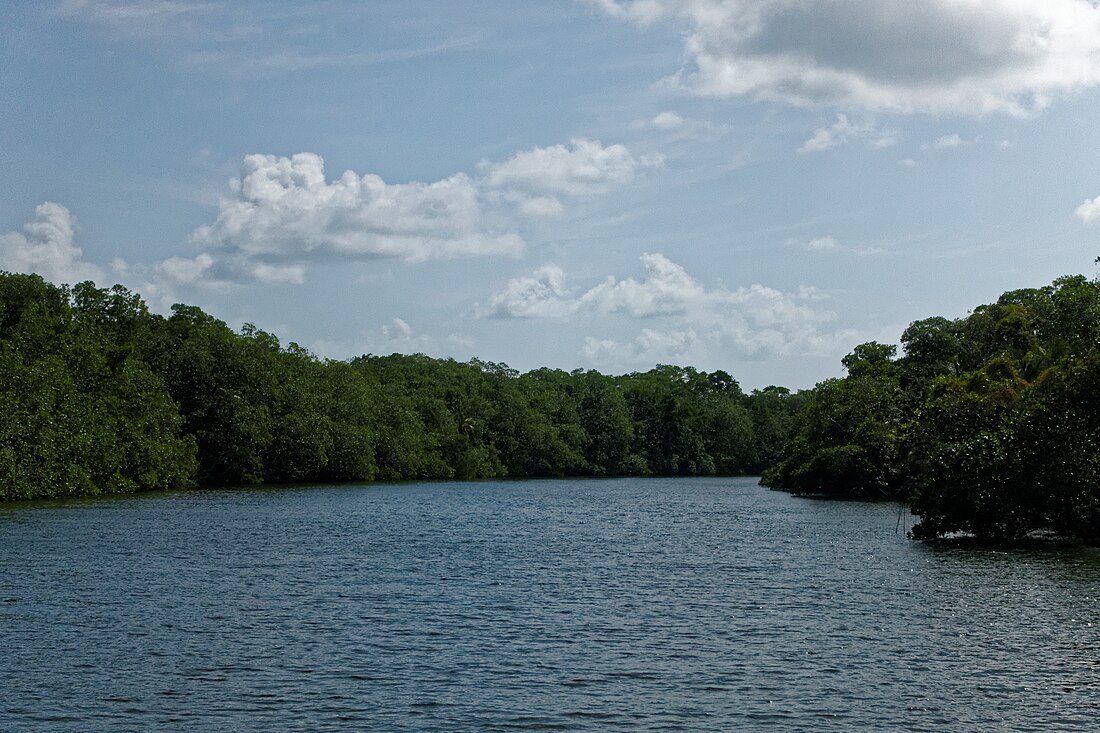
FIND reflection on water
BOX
[2,478,1097,731]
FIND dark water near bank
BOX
[1,477,1097,731]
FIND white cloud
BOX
[11,139,654,293]
[798,285,827,300]
[515,196,564,218]
[0,202,103,284]
[485,253,858,361]
[1076,195,1100,224]
[156,252,216,285]
[635,110,732,141]
[583,328,702,365]
[481,138,651,196]
[481,264,573,318]
[799,114,873,153]
[898,158,920,168]
[628,327,699,359]
[381,317,413,340]
[574,253,699,317]
[933,133,964,149]
[870,130,899,150]
[581,336,620,361]
[189,142,650,284]
[250,262,306,284]
[193,153,522,271]
[798,115,896,153]
[595,0,1100,115]
[376,317,432,353]
[651,111,686,129]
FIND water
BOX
[1,477,1097,731]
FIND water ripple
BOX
[1,477,1098,731]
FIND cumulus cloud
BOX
[193,152,522,269]
[578,253,704,317]
[583,328,701,364]
[484,253,858,361]
[514,196,564,218]
[482,264,573,318]
[14,139,654,292]
[189,142,647,284]
[0,200,310,310]
[481,138,656,199]
[1076,195,1100,224]
[156,252,216,285]
[381,317,413,340]
[378,317,442,354]
[595,0,1100,115]
[0,203,103,284]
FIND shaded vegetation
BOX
[0,272,804,501]
[763,272,1100,544]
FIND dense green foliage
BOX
[13,268,1095,544]
[0,276,197,499]
[0,272,804,500]
[763,273,1100,543]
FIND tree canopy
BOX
[8,267,1097,545]
[763,271,1100,543]
[0,272,803,500]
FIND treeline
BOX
[763,272,1100,543]
[0,272,805,501]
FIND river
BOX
[1,477,1097,731]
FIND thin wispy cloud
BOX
[798,114,895,154]
[182,35,484,75]
[56,0,217,23]
[633,111,733,143]
[56,1,481,76]
[807,236,839,251]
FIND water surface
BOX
[2,477,1097,731]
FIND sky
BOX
[3,0,1100,390]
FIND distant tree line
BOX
[763,272,1100,544]
[11,269,1095,544]
[0,272,805,501]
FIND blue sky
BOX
[3,0,1100,389]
